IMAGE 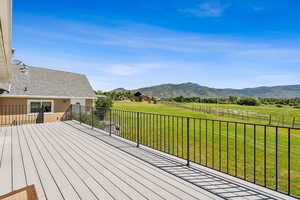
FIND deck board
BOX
[60,125,207,199]
[12,126,26,190]
[27,125,81,200]
[49,124,179,200]
[22,125,64,200]
[37,125,114,200]
[0,121,296,200]
[0,127,12,195]
[17,125,46,200]
[53,123,210,200]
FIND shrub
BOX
[276,104,283,108]
[96,97,113,109]
[73,113,106,129]
[237,97,260,106]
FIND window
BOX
[42,102,52,112]
[28,100,54,114]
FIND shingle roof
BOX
[0,65,96,98]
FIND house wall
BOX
[71,98,86,106]
[86,99,94,107]
[0,97,71,125]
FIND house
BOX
[0,0,96,126]
[0,64,96,124]
[134,91,150,102]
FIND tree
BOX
[95,97,113,109]
[237,97,260,106]
[228,96,238,104]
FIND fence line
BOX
[163,102,300,128]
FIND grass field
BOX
[184,102,300,127]
[111,102,300,196]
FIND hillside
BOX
[111,82,300,98]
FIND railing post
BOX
[288,128,291,195]
[70,104,73,120]
[109,109,112,136]
[137,112,140,147]
[187,117,190,166]
[91,106,94,129]
[292,117,296,128]
[79,105,82,124]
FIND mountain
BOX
[111,82,300,98]
[111,88,129,93]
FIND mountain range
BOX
[111,82,300,98]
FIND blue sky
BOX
[13,0,300,91]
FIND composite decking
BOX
[0,121,295,200]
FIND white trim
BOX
[0,0,12,81]
[27,99,54,115]
[0,95,96,99]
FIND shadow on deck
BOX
[65,121,292,200]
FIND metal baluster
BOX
[194,119,196,162]
[227,122,229,173]
[244,124,247,180]
[182,117,184,158]
[137,112,140,147]
[219,121,222,171]
[235,122,237,176]
[199,119,202,164]
[206,120,208,166]
[212,120,214,168]
[288,128,291,195]
[172,116,175,155]
[187,117,190,166]
[264,125,267,186]
[254,124,256,183]
[275,127,278,190]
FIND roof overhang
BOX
[0,0,12,82]
[96,94,107,98]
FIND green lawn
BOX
[183,102,300,127]
[111,102,300,196]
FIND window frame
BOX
[27,100,54,115]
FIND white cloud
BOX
[16,21,300,67]
[14,18,300,90]
[181,2,230,17]
[15,22,256,54]
[102,62,165,76]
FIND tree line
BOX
[95,91,300,108]
[162,96,300,107]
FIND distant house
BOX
[134,91,150,102]
[0,64,96,123]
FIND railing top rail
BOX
[89,106,300,130]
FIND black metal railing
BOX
[0,104,41,126]
[67,104,300,198]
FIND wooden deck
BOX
[0,121,295,200]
